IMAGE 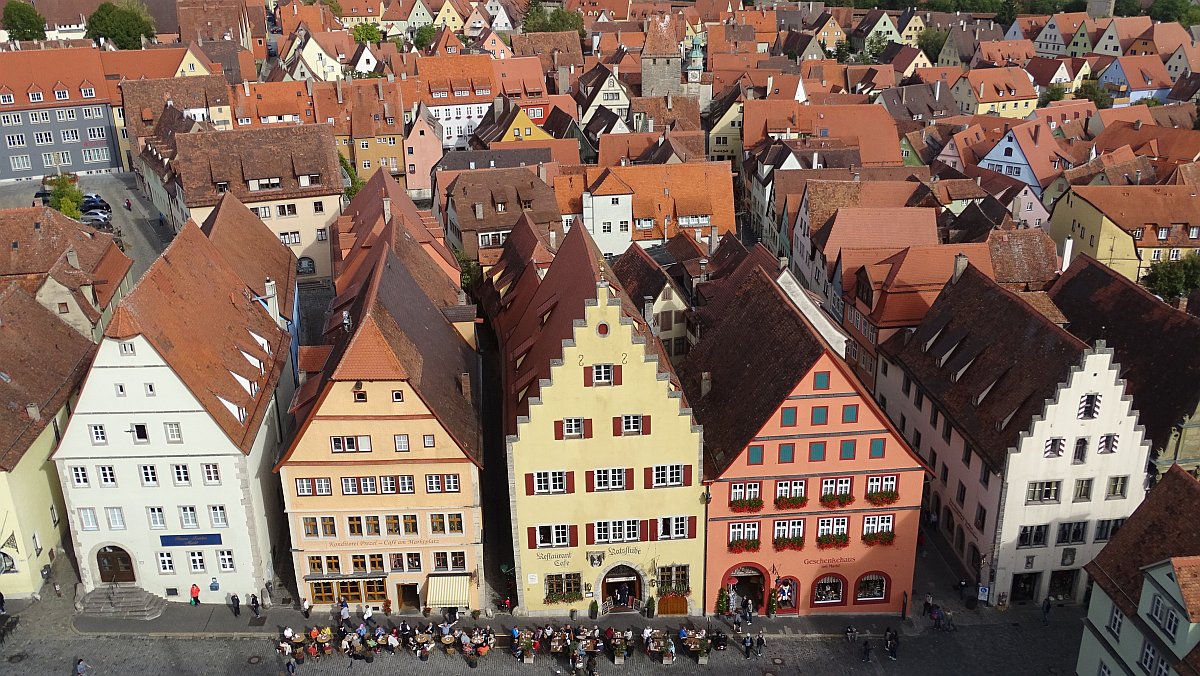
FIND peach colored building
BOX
[680,259,926,616]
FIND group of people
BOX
[922,593,956,631]
[858,627,900,663]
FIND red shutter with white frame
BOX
[641,415,651,435]
[649,519,659,541]
[583,419,593,438]
[644,466,654,489]
[565,471,575,494]
[585,470,595,493]
[568,525,578,547]
[584,366,593,387]
[554,420,564,440]
[683,465,692,486]
[524,473,535,495]
[625,468,634,490]
[639,520,649,541]
[613,416,622,436]
[586,523,595,545]
[527,527,537,549]
[687,516,697,538]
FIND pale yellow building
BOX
[951,67,1039,117]
[486,219,706,618]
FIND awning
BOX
[426,575,471,608]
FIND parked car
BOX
[82,199,111,213]
[81,214,112,229]
[34,188,51,205]
[82,192,103,201]
[81,209,111,221]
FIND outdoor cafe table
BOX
[550,637,566,654]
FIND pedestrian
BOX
[922,593,932,617]
[743,596,754,625]
[861,640,872,662]
[340,604,351,628]
[886,629,898,661]
[1041,597,1051,625]
[958,580,968,601]
[363,605,378,628]
[301,598,311,619]
[231,593,241,617]
[190,583,201,607]
[732,614,742,634]
[754,630,765,658]
[741,634,753,659]
[285,657,297,675]
[250,593,261,619]
[932,605,943,630]
[75,659,92,675]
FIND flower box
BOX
[819,492,855,508]
[772,536,804,551]
[543,591,584,605]
[727,538,761,553]
[862,530,896,546]
[729,498,764,513]
[864,490,899,506]
[657,586,691,599]
[816,533,850,549]
[774,495,808,510]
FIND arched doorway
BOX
[601,565,642,612]
[97,546,134,583]
[723,563,769,615]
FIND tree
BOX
[1144,253,1200,302]
[1149,0,1200,24]
[522,0,583,35]
[917,28,948,64]
[862,33,888,64]
[1113,0,1142,14]
[1075,81,1113,109]
[2,0,46,40]
[339,153,363,199]
[1193,100,1200,130]
[115,0,154,30]
[86,2,154,49]
[49,175,83,220]
[412,24,436,50]
[352,22,381,44]
[833,40,851,64]
[1038,84,1066,107]
[995,0,1019,28]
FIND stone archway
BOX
[594,560,653,614]
[97,545,135,583]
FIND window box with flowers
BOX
[862,531,896,546]
[543,591,584,605]
[774,495,808,510]
[772,536,804,551]
[819,492,855,508]
[816,533,850,549]
[729,498,764,513]
[657,585,691,599]
[727,538,761,553]
[865,490,899,506]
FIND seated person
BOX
[604,627,615,641]
[679,627,688,640]
[283,627,294,640]
[477,643,490,657]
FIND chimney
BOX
[264,277,280,325]
[778,256,788,271]
[549,229,557,248]
[613,64,619,79]
[557,65,570,94]
[473,202,484,219]
[1134,119,1143,130]
[767,75,774,93]
[537,161,547,183]
[305,77,313,96]
[382,196,392,223]
[336,79,344,104]
[1031,123,1039,144]
[460,372,472,401]
[1062,235,1074,272]
[934,79,941,100]
[709,225,718,255]
[700,371,712,397]
[65,247,79,269]
[643,295,657,334]
[242,80,250,95]
[952,252,969,282]
[25,403,39,421]
[376,79,384,100]
[979,81,984,98]
[666,92,673,110]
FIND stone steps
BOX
[79,584,169,620]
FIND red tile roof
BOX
[741,101,903,165]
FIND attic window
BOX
[119,342,136,356]
[354,390,368,403]
[216,182,229,193]
[973,377,998,406]
[496,202,507,213]
[392,390,404,402]
[298,174,321,187]
[249,177,281,191]
[54,89,68,101]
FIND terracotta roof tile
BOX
[199,194,298,320]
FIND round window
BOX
[596,323,609,336]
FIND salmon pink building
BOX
[680,261,927,615]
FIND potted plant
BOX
[774,495,808,510]
[715,586,730,616]
[729,497,764,513]
[766,587,778,618]
[589,599,599,619]
[422,606,431,617]
[471,609,481,620]
[382,598,392,616]
[862,530,897,546]
[520,638,535,663]
[772,536,804,551]
[698,638,712,665]
[645,595,656,618]
[864,490,899,506]
[816,533,851,549]
[819,492,855,508]
[727,538,761,553]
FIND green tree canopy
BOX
[1144,253,1200,302]
[917,28,948,63]
[1038,83,1066,107]
[995,0,1018,27]
[522,0,583,35]
[86,1,154,49]
[412,23,436,50]
[1149,0,1200,24]
[49,176,83,220]
[862,33,888,63]
[2,1,46,40]
[1075,81,1113,109]
[833,40,851,63]
[1113,0,1142,14]
[352,21,381,43]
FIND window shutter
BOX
[649,520,659,541]
[554,420,564,440]
[687,516,697,538]
[659,311,673,330]
[586,523,595,545]
[524,473,535,495]
[585,470,595,493]
[625,468,634,490]
[683,464,692,486]
[583,418,593,438]
[565,471,575,494]
[568,525,578,547]
[644,466,654,489]
[613,416,622,436]
[639,519,650,541]
[527,527,537,549]
[641,415,651,435]
[674,310,685,324]
[584,366,593,387]
[613,365,623,385]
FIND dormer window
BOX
[55,90,68,101]
[1158,227,1170,240]
[82,88,95,99]
[216,182,229,193]
[298,173,321,187]
[454,89,469,96]
[496,202,506,212]
[29,91,42,102]
[249,177,281,191]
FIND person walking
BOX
[886,629,898,661]
[301,598,311,619]
[285,657,297,675]
[340,603,351,629]
[363,606,378,628]
[741,634,753,659]
[922,593,932,617]
[1041,597,1051,625]
[190,583,201,607]
[249,593,261,619]
[75,659,92,675]
[861,640,872,663]
[743,596,754,625]
[754,630,765,658]
[231,594,241,618]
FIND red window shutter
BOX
[584,366,593,387]
[687,516,697,539]
[524,473,535,495]
[613,365,623,385]
[568,525,578,547]
[527,527,537,549]
[649,520,659,541]
[586,523,595,545]
[585,470,595,493]
[613,416,622,436]
[554,420,564,440]
[683,464,693,486]
[641,415,651,435]
[565,471,575,494]
[583,418,593,438]
[644,466,654,489]
[625,468,634,490]
[639,519,650,541]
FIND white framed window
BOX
[189,550,206,572]
[595,519,640,543]
[105,507,125,530]
[88,425,107,445]
[866,475,897,493]
[775,480,805,498]
[131,423,149,443]
[315,477,332,495]
[361,476,377,494]
[60,128,79,143]
[728,521,760,542]
[817,517,849,536]
[98,465,116,487]
[342,477,359,495]
[9,155,30,171]
[621,414,643,434]
[445,474,460,492]
[563,417,584,437]
[594,467,625,490]
[427,474,442,493]
[394,434,410,452]
[592,364,613,384]
[658,515,688,539]
[380,476,397,493]
[773,519,804,539]
[87,126,106,140]
[157,552,174,573]
[653,464,684,487]
[862,514,894,534]
[81,87,95,98]
[5,133,25,147]
[534,470,567,494]
[180,506,199,529]
[423,434,435,448]
[78,508,98,531]
[164,422,183,443]
[398,475,415,493]
[536,524,570,548]
[202,463,220,484]
[173,464,190,485]
[148,507,166,529]
[218,550,235,571]
[71,466,90,487]
[210,505,228,527]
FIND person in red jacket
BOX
[190,584,201,606]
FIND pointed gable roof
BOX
[200,193,297,320]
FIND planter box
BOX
[698,654,709,665]
[615,653,625,665]
[663,653,675,665]
[522,655,535,664]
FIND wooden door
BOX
[97,546,134,583]
[657,595,688,615]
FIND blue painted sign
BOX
[160,534,223,547]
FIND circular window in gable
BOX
[596,322,609,336]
